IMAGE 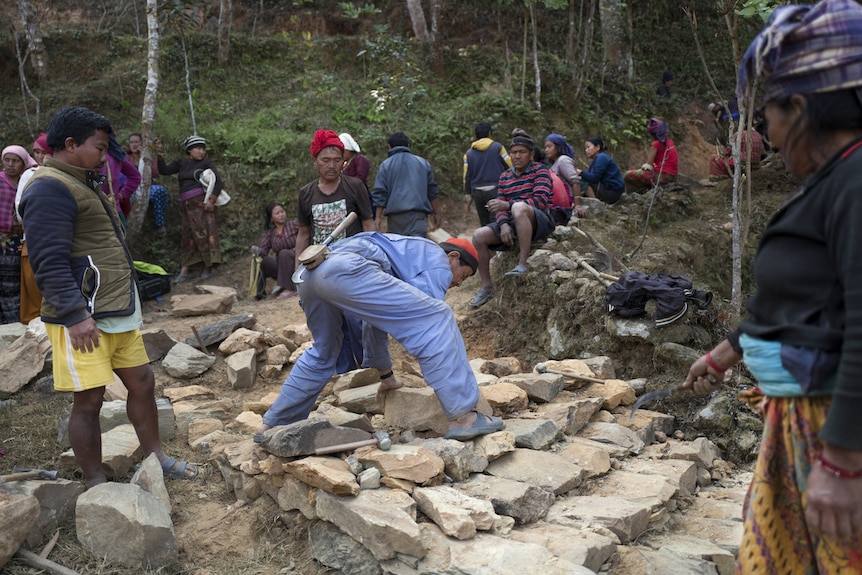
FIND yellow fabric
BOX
[46,324,149,392]
[736,388,862,574]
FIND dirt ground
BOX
[1,116,788,574]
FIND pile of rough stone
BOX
[0,306,748,574]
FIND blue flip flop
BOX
[504,264,528,277]
[444,412,505,441]
[468,289,495,309]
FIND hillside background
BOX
[0,0,760,269]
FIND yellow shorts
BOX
[46,324,150,392]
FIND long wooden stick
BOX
[190,325,209,354]
[14,548,82,575]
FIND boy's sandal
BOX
[468,289,495,309]
[504,264,528,277]
[161,457,198,480]
[173,275,189,284]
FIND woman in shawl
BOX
[543,133,586,218]
[682,1,862,571]
[158,136,223,282]
[622,118,679,194]
[0,146,37,323]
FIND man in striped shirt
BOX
[468,130,555,309]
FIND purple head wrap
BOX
[545,134,576,159]
[737,0,862,102]
[646,118,669,144]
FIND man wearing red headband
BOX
[297,129,376,372]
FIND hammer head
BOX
[298,244,331,270]
[373,430,392,451]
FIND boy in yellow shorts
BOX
[19,106,196,489]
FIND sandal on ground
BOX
[277,290,297,299]
[161,456,198,480]
[444,412,505,441]
[504,264,528,277]
[199,270,212,280]
[173,274,189,284]
[271,285,284,297]
[468,289,495,309]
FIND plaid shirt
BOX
[258,220,299,255]
[0,173,18,234]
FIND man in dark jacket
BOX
[463,122,512,226]
[20,106,197,488]
[371,132,441,237]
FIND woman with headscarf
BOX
[543,133,585,218]
[0,146,37,323]
[339,133,371,188]
[100,132,141,224]
[578,136,625,205]
[622,118,679,194]
[682,1,862,571]
[158,135,223,282]
[14,135,50,324]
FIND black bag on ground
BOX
[135,269,171,301]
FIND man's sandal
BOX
[161,457,198,480]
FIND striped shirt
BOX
[494,161,553,226]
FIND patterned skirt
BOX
[736,387,862,574]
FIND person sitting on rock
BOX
[469,129,555,308]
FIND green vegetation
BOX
[0,0,763,270]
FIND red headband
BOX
[310,129,344,158]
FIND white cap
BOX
[339,133,360,153]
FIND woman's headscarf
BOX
[338,133,361,153]
[33,133,52,157]
[1,146,38,170]
[646,118,669,144]
[545,134,576,159]
[737,0,862,102]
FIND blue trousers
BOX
[263,250,479,427]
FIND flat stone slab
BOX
[578,422,645,455]
[500,418,560,450]
[546,495,651,544]
[509,522,617,573]
[182,312,256,347]
[485,448,584,495]
[590,470,679,509]
[315,488,424,561]
[456,473,554,525]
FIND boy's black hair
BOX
[46,106,112,152]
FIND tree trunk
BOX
[529,0,541,111]
[218,0,232,66]
[565,0,576,66]
[429,0,444,74]
[126,0,160,243]
[18,0,48,82]
[598,0,632,82]
[406,0,429,41]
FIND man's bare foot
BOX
[375,375,403,405]
[256,423,272,435]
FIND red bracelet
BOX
[818,455,862,479]
[704,351,727,373]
